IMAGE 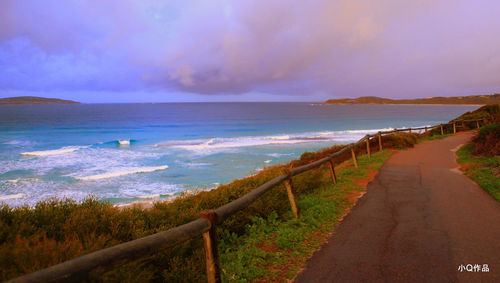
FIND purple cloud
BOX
[1,0,499,98]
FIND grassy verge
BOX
[219,150,393,282]
[456,144,500,201]
[0,134,413,282]
[1,105,496,281]
[417,133,452,142]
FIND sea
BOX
[0,103,478,207]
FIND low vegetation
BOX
[425,104,499,136]
[457,144,500,202]
[0,133,417,282]
[0,96,80,105]
[1,105,496,282]
[470,122,500,156]
[220,150,393,281]
[453,104,500,121]
[456,108,500,202]
[322,94,500,105]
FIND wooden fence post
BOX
[476,120,480,129]
[378,132,383,151]
[283,170,300,218]
[351,148,358,168]
[453,122,456,134]
[409,128,412,134]
[327,160,337,185]
[440,124,444,136]
[365,137,371,159]
[425,126,428,133]
[200,211,221,283]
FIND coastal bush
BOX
[380,133,418,149]
[423,104,499,137]
[472,123,500,156]
[0,131,421,282]
[453,104,500,121]
[455,108,499,201]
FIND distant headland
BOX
[320,94,500,105]
[0,96,80,105]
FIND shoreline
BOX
[312,103,485,106]
[114,188,206,210]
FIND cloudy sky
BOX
[1,0,499,102]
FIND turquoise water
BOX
[0,103,478,206]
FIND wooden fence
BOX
[8,118,484,283]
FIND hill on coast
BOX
[322,94,500,105]
[0,96,80,105]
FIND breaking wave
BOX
[118,140,130,145]
[0,193,26,201]
[155,128,395,152]
[75,165,169,181]
[21,146,89,156]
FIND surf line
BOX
[75,165,169,181]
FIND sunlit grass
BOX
[0,133,416,282]
[457,143,500,202]
[219,150,393,282]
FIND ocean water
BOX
[0,103,478,206]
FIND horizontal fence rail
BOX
[8,118,485,283]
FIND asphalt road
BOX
[295,132,500,283]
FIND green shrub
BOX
[453,104,500,121]
[0,131,420,282]
[472,122,500,156]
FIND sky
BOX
[1,0,500,103]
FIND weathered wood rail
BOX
[8,118,485,283]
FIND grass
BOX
[0,132,424,282]
[453,104,500,121]
[1,105,495,282]
[456,143,500,202]
[417,133,452,142]
[219,150,393,282]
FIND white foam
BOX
[75,165,168,181]
[264,160,272,164]
[137,194,160,199]
[118,140,130,145]
[21,146,89,156]
[267,153,295,158]
[182,162,213,168]
[270,135,290,140]
[4,140,35,146]
[167,136,313,151]
[163,128,395,152]
[6,178,40,184]
[0,193,26,201]
[337,128,394,134]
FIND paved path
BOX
[295,132,500,283]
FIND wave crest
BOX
[21,146,89,156]
[75,165,168,181]
[156,128,396,152]
[0,193,26,201]
[118,140,130,145]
